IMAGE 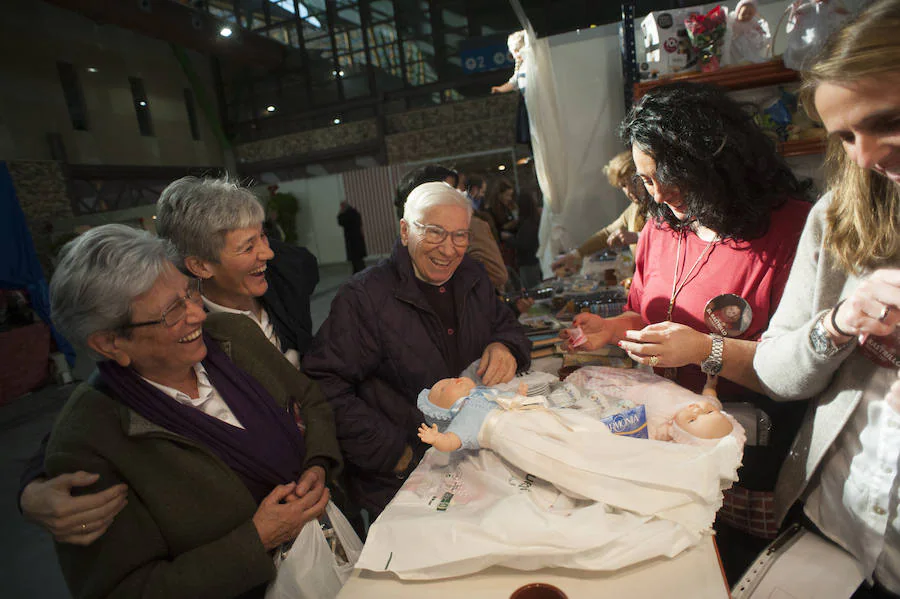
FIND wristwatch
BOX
[700,334,724,375]
[809,313,852,357]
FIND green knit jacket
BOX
[45,313,343,599]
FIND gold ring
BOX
[649,355,659,367]
[879,305,891,322]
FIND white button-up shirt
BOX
[805,366,900,592]
[203,296,301,369]
[142,362,244,429]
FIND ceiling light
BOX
[332,117,341,124]
[220,27,233,38]
[338,70,345,77]
[86,67,98,73]
[266,105,276,113]
[139,100,147,107]
[516,156,531,165]
[152,215,157,220]
[498,165,507,171]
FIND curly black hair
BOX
[620,82,809,240]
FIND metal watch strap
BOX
[701,333,724,375]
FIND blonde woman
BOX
[754,1,900,595]
[551,150,648,274]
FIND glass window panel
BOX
[368,0,394,22]
[266,0,295,24]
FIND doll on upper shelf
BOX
[415,372,744,534]
[724,0,772,66]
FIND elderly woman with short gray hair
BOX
[157,176,319,369]
[42,224,340,599]
[18,176,320,548]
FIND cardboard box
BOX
[639,5,709,80]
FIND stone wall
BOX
[7,161,73,277]
[233,93,519,167]
[235,119,379,164]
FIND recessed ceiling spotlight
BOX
[86,67,98,73]
[220,26,233,38]
[333,117,341,124]
[266,105,276,113]
[498,164,507,171]
[139,100,147,107]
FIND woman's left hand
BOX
[288,466,326,504]
[477,342,517,386]
[618,322,710,368]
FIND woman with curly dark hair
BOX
[565,82,813,582]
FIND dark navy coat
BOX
[302,241,531,514]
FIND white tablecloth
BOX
[338,536,728,598]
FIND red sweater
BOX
[626,198,812,400]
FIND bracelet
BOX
[829,300,853,337]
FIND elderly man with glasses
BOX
[303,182,531,518]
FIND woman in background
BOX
[552,150,648,275]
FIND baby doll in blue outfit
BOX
[417,377,533,452]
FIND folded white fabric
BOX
[357,435,739,580]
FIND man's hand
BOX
[477,342,517,385]
[20,472,128,546]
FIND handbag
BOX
[265,501,363,599]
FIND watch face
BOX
[811,321,837,356]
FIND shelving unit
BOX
[632,58,826,157]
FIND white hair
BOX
[402,181,472,224]
[156,176,265,263]
[50,224,178,357]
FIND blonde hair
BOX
[800,0,900,273]
[508,30,526,73]
[603,150,637,189]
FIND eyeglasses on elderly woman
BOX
[121,278,203,329]
[412,220,470,247]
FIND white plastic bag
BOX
[356,449,708,580]
[265,501,363,599]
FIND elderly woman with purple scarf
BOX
[43,225,342,599]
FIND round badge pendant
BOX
[704,294,753,337]
[860,330,900,369]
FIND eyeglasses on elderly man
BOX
[411,220,471,247]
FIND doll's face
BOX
[737,3,757,22]
[429,377,477,409]
[674,401,734,439]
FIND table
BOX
[338,536,729,598]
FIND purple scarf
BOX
[98,333,306,504]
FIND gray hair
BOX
[156,176,265,263]
[50,224,178,356]
[403,182,472,225]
